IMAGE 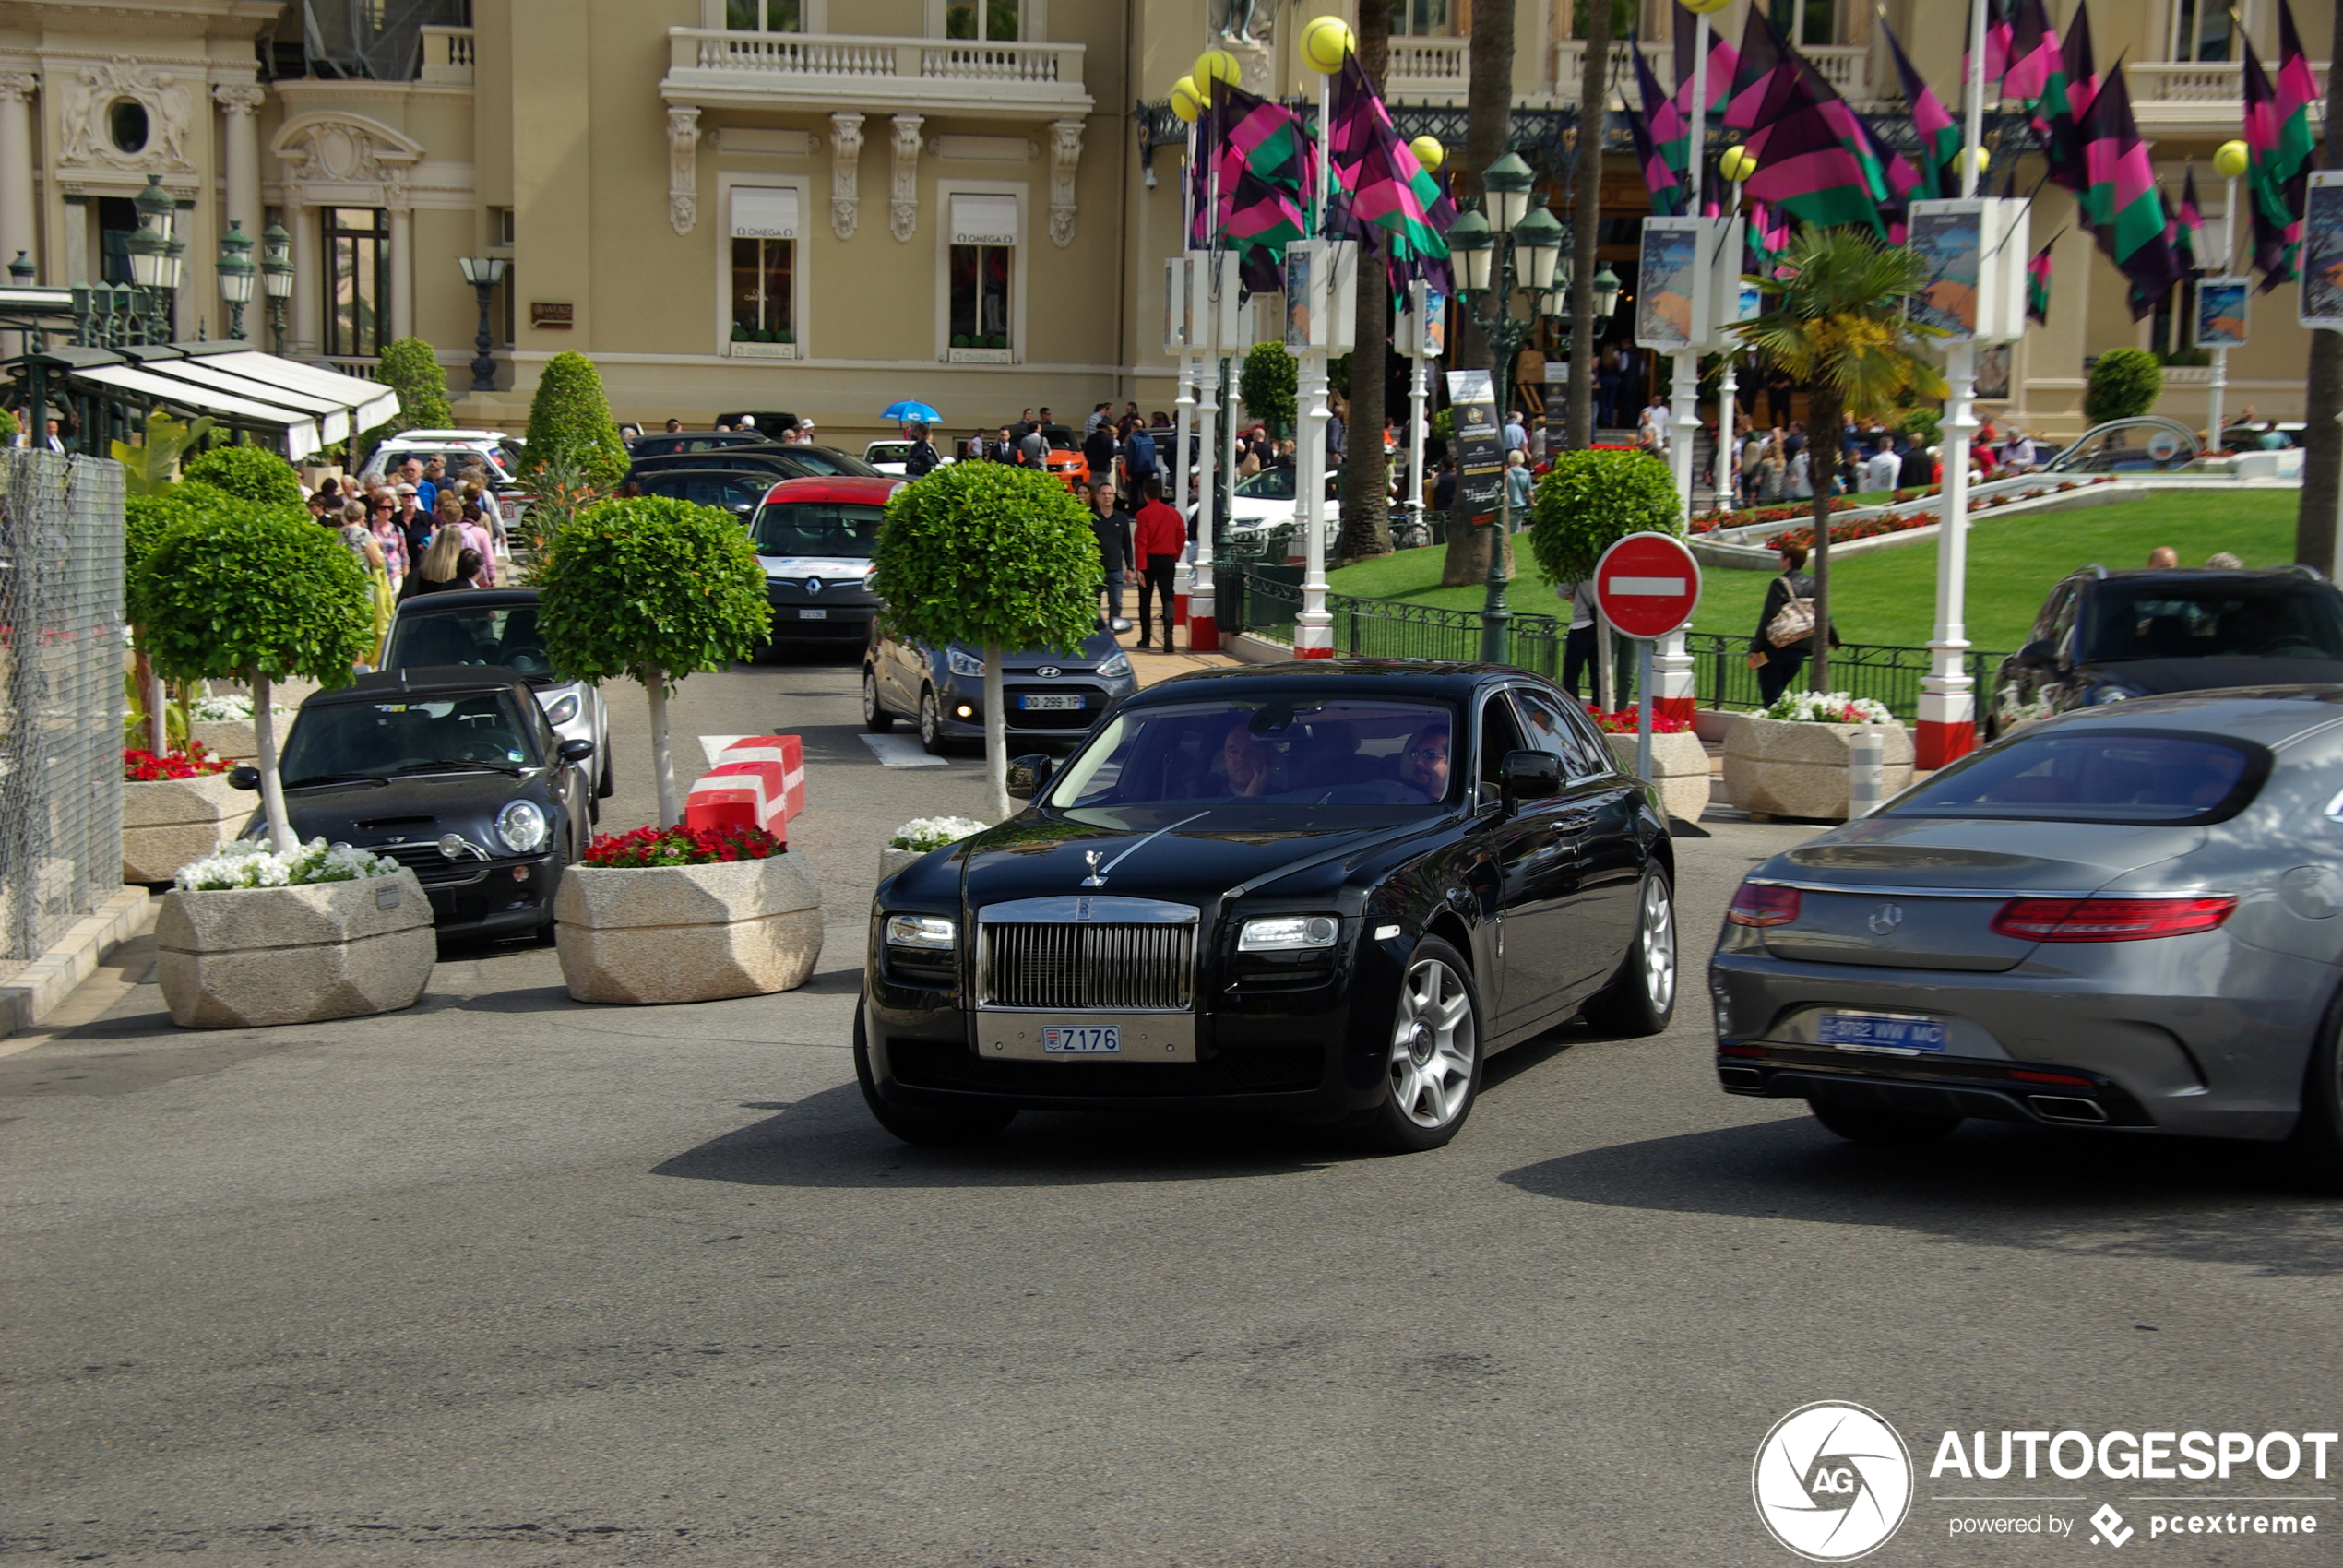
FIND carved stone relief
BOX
[829,112,864,241]
[54,57,197,174]
[1048,119,1083,249]
[889,114,923,244]
[668,106,701,234]
[269,112,425,208]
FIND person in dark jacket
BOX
[1898,438,1934,491]
[1088,480,1133,624]
[903,422,942,478]
[1746,543,1840,707]
[1082,419,1118,486]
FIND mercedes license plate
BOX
[1816,1011,1947,1054]
[799,607,827,620]
[1019,694,1081,711]
[1041,1024,1120,1054]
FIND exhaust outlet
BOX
[2028,1095,2109,1124]
[1718,1064,1766,1089]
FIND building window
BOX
[1769,0,1837,48]
[946,1,1019,42]
[1389,0,1454,37]
[323,207,387,358]
[2171,0,2237,62]
[495,264,517,347]
[727,0,802,30]
[730,186,798,348]
[490,206,515,247]
[946,193,1017,352]
[2153,276,2204,362]
[1567,2,1636,40]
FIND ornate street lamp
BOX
[1590,263,1622,322]
[217,220,256,340]
[260,219,293,353]
[128,174,175,341]
[457,255,508,392]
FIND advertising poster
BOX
[2197,277,2250,349]
[1635,225,1697,350]
[1283,245,1314,350]
[1445,367,1503,521]
[1909,207,1983,340]
[2300,172,2343,328]
[1976,342,2011,400]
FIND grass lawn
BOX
[1323,491,2304,653]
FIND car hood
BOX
[256,769,553,844]
[757,553,875,582]
[2073,655,2343,695]
[957,808,1413,910]
[1766,814,2206,895]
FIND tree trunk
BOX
[251,671,296,855]
[1805,383,1840,691]
[1338,2,1394,567]
[983,645,1009,823]
[2299,0,2343,571]
[1456,0,1516,384]
[1564,0,1610,452]
[647,670,678,828]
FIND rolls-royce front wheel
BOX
[1365,937,1481,1153]
[854,1007,1014,1146]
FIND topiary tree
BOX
[1239,341,1297,435]
[2084,347,2164,424]
[124,492,206,750]
[1525,449,1683,710]
[534,495,771,826]
[871,462,1101,819]
[523,350,629,492]
[181,445,303,507]
[354,336,458,468]
[133,500,374,853]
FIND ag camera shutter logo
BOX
[1753,1401,1914,1562]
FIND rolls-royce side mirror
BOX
[1501,750,1562,801]
[2017,638,2060,668]
[556,737,597,762]
[227,766,261,791]
[1005,753,1054,801]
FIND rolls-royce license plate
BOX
[1042,1024,1120,1054]
[799,607,827,620]
[1019,694,1081,710]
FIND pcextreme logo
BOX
[1753,1401,1916,1562]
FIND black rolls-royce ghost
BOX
[860,660,1677,1152]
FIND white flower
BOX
[889,814,991,851]
[1762,690,1895,726]
[175,837,401,891]
[187,695,291,722]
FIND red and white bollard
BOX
[684,734,806,840]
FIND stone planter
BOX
[186,719,260,764]
[1723,717,1914,823]
[155,870,436,1028]
[879,846,927,883]
[122,772,249,884]
[1605,731,1711,826]
[553,851,823,1004]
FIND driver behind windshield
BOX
[1221,720,1275,797]
[1399,721,1450,800]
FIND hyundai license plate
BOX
[1019,694,1082,711]
[1816,1011,1947,1054]
[799,607,827,620]
[1041,1024,1121,1055]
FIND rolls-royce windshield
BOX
[1046,698,1460,813]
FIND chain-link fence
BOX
[1,450,125,966]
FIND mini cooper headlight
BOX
[946,647,986,678]
[541,691,580,727]
[496,799,549,854]
[886,914,957,949]
[1239,915,1339,951]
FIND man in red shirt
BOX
[1130,476,1185,653]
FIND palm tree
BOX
[1735,228,1945,689]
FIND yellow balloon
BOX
[1681,0,1735,12]
[1194,48,1242,88]
[1170,75,1204,123]
[2216,138,2251,178]
[1409,135,1445,172]
[1301,15,1356,74]
[1719,144,1756,183]
[1968,145,1992,175]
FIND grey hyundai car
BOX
[1711,688,2343,1186]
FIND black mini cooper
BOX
[861,660,1677,1152]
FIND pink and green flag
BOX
[1741,57,1885,237]
[2078,61,2180,318]
[1885,18,1960,201]
[1327,54,1454,289]
[2171,166,2206,274]
[1630,41,1684,218]
[2031,1,2094,196]
[2026,240,2055,326]
[2242,0,2318,291]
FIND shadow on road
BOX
[652,1080,1374,1189]
[1501,1117,2343,1277]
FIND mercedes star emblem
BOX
[1867,903,1905,935]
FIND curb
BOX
[1,886,156,1039]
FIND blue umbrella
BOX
[881,400,943,423]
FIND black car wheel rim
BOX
[1389,956,1474,1129]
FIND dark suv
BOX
[1988,565,2343,738]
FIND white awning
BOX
[196,351,402,430]
[128,359,358,443]
[949,193,1019,247]
[68,363,323,460]
[731,186,799,240]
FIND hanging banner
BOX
[1445,368,1503,522]
[2302,173,2343,329]
[1634,220,1703,351]
[2196,277,2250,349]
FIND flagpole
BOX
[1919,0,1991,772]
[2212,161,2242,452]
[1295,60,1337,659]
[1655,10,1711,729]
[1171,129,1196,633]
[1409,277,1431,540]
[1714,179,1743,513]
[1195,92,1221,657]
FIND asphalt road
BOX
[6,651,2341,1567]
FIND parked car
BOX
[864,439,955,477]
[863,622,1135,754]
[1712,688,2343,1183]
[1987,564,2343,738]
[359,429,530,529]
[230,667,595,941]
[748,475,898,649]
[628,429,791,459]
[859,660,1676,1150]
[379,588,612,811]
[628,467,772,520]
[716,410,800,437]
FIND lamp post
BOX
[127,173,175,343]
[2211,138,2250,451]
[458,255,507,391]
[217,220,256,341]
[260,219,293,353]
[1453,154,1564,666]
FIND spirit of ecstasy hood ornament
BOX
[1082,849,1108,887]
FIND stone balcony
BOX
[660,29,1090,118]
[419,26,473,85]
[2129,59,2331,132]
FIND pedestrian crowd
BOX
[303,453,510,660]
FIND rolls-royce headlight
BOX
[1239,915,1339,951]
[541,691,580,727]
[886,914,957,949]
[946,647,986,678]
[496,799,549,853]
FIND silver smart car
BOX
[1711,688,2343,1185]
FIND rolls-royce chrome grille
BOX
[976,897,1197,1011]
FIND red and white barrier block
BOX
[684,734,806,839]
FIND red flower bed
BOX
[1587,706,1693,734]
[581,822,785,868]
[125,742,230,781]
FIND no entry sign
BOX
[1593,531,1702,640]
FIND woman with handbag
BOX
[1747,543,1838,707]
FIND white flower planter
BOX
[1722,717,1914,822]
[155,870,436,1028]
[1604,731,1711,826]
[186,719,259,763]
[122,773,248,885]
[879,846,928,882]
[553,852,823,1004]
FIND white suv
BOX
[360,430,530,527]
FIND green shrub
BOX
[1239,341,1297,435]
[2084,348,2163,424]
[535,495,770,825]
[523,350,628,491]
[353,336,458,466]
[181,445,303,507]
[1889,408,1942,448]
[1525,448,1683,588]
[0,406,17,444]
